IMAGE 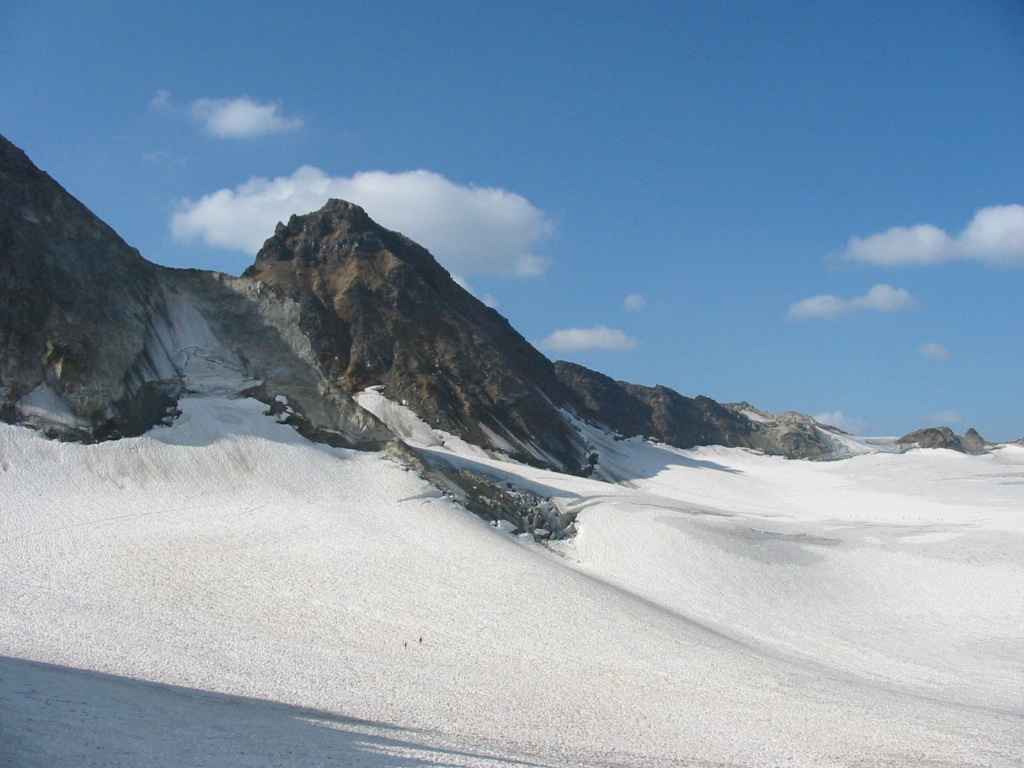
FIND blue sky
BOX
[3,0,1023,439]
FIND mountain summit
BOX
[241,198,586,471]
[1,133,997,481]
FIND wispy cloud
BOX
[919,342,952,361]
[171,166,554,277]
[189,96,304,138]
[840,205,1024,267]
[151,90,173,111]
[536,326,639,352]
[787,284,916,321]
[150,91,304,139]
[624,294,647,312]
[141,150,185,165]
[813,410,868,435]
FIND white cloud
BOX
[624,294,647,312]
[813,410,868,435]
[841,205,1024,267]
[150,90,173,111]
[511,253,551,278]
[787,284,916,321]
[171,166,554,277]
[536,326,639,352]
[855,284,917,312]
[787,294,849,321]
[189,96,304,138]
[926,410,962,426]
[919,342,952,361]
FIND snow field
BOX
[2,396,1023,766]
[543,427,1024,711]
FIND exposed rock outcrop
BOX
[161,269,393,450]
[897,426,988,455]
[960,427,988,454]
[0,135,390,448]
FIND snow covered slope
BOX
[2,396,1022,767]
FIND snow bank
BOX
[2,396,1022,767]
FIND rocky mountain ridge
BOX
[0,134,392,448]
[554,363,857,461]
[0,134,1008,495]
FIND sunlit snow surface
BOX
[2,396,1022,767]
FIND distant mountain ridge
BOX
[896,426,988,455]
[554,362,844,461]
[0,133,1005,483]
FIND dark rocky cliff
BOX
[241,200,586,471]
[0,135,391,447]
[0,134,176,438]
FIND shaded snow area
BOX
[2,397,1023,767]
[355,387,489,458]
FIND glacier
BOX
[1,392,1022,767]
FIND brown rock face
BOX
[555,361,754,446]
[242,200,584,471]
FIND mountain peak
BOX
[0,134,169,439]
[239,196,584,470]
[273,198,376,241]
[244,198,436,278]
[897,425,988,454]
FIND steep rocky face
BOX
[242,200,585,471]
[0,134,177,438]
[240,205,853,464]
[960,427,988,454]
[555,361,838,460]
[0,135,391,448]
[160,269,393,450]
